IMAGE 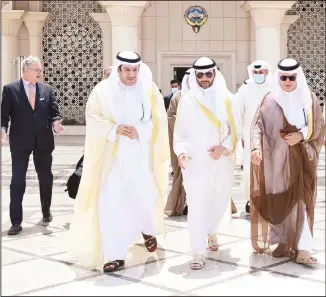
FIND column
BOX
[99,1,148,63]
[280,15,300,59]
[90,13,112,68]
[241,1,296,72]
[1,10,25,87]
[23,12,49,59]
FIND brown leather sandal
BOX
[103,260,125,272]
[142,233,157,252]
[296,251,317,264]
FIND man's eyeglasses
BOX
[280,75,296,82]
[196,71,213,79]
[29,68,43,74]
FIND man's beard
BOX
[199,80,213,89]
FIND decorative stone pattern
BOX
[287,1,325,108]
[42,1,104,124]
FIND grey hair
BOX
[22,56,41,72]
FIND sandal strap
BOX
[145,237,157,247]
[296,251,317,263]
[191,255,205,268]
[104,260,124,269]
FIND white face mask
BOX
[171,87,178,94]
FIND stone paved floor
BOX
[1,136,325,296]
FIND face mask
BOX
[171,87,178,93]
[253,74,266,84]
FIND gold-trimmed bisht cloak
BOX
[68,79,170,269]
[250,92,324,255]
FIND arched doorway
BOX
[42,1,104,124]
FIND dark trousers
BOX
[10,144,53,225]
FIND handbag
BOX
[65,155,84,199]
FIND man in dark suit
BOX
[1,56,63,235]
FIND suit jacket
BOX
[1,79,62,151]
[163,93,173,111]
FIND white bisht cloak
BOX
[68,78,169,269]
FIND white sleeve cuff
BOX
[173,142,187,158]
[135,120,153,142]
[107,124,118,143]
[222,134,233,151]
[299,126,308,141]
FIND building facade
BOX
[2,1,325,126]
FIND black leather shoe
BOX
[8,224,22,235]
[183,205,188,216]
[43,212,53,223]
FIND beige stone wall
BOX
[140,1,252,94]
[18,24,29,57]
[13,1,30,58]
[11,0,253,94]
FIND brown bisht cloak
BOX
[165,91,186,216]
[250,92,324,256]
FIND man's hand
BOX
[53,120,65,134]
[128,127,139,140]
[178,153,192,169]
[208,145,226,160]
[116,125,138,139]
[251,149,262,165]
[2,129,7,144]
[117,125,131,136]
[283,132,303,146]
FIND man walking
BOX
[174,57,239,269]
[1,56,63,235]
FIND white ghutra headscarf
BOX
[247,60,272,82]
[188,57,231,123]
[272,58,312,112]
[181,68,193,98]
[107,51,153,123]
[187,57,238,143]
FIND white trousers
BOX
[183,155,233,256]
[98,161,157,261]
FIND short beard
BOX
[199,80,212,89]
